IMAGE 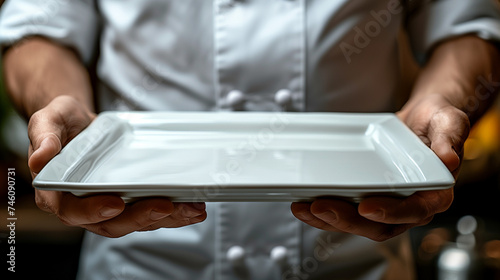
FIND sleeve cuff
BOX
[0,0,99,64]
[407,0,500,63]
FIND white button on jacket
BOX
[1,0,500,279]
[270,246,288,265]
[227,245,246,265]
[275,89,293,111]
[225,90,246,110]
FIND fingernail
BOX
[182,205,204,217]
[39,136,61,152]
[39,137,51,148]
[191,202,206,211]
[100,207,121,218]
[150,210,170,220]
[318,211,337,223]
[364,210,384,220]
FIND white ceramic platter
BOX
[33,112,454,202]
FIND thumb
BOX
[428,108,470,177]
[29,132,62,175]
[26,96,95,178]
[430,134,461,174]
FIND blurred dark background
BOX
[1,66,499,280]
[0,0,499,278]
[0,108,84,280]
[0,45,84,280]
[0,2,83,279]
[410,101,500,280]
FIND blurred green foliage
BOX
[0,59,9,115]
[0,57,14,159]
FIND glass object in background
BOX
[437,216,478,280]
[412,97,500,280]
[460,99,500,186]
[0,55,84,279]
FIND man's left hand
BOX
[291,94,469,241]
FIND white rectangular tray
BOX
[33,112,454,202]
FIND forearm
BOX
[408,35,500,125]
[2,37,94,118]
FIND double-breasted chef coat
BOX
[1,0,500,279]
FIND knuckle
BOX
[139,224,159,232]
[27,113,42,140]
[34,195,51,212]
[418,215,435,227]
[455,108,470,124]
[371,229,392,242]
[338,221,356,233]
[28,110,43,125]
[414,195,433,219]
[371,235,390,242]
[373,225,408,242]
[186,213,207,226]
[132,216,154,229]
[94,227,115,238]
[420,203,433,220]
[439,190,454,212]
[92,224,122,238]
[57,216,75,227]
[196,213,207,223]
[449,108,470,141]
[169,214,206,228]
[55,209,76,226]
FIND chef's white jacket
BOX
[1,0,500,279]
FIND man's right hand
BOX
[29,96,207,238]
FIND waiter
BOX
[1,0,500,279]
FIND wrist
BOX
[2,37,95,118]
[398,93,462,122]
[408,36,500,124]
